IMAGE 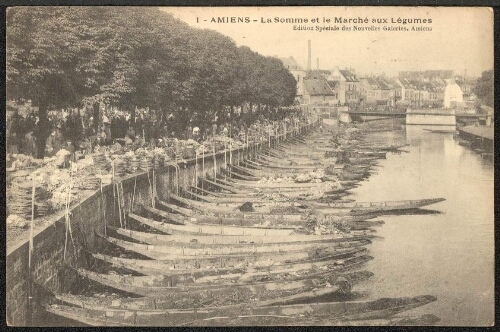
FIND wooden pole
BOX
[195,151,198,187]
[213,141,217,180]
[100,171,106,237]
[229,125,232,176]
[112,181,116,229]
[202,147,205,190]
[117,183,123,228]
[132,176,137,214]
[224,140,227,170]
[152,166,156,209]
[27,174,35,326]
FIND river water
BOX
[350,125,494,326]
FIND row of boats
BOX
[45,121,444,326]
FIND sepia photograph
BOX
[5,6,494,326]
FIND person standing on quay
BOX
[45,124,63,157]
[23,130,36,157]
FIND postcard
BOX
[6,6,494,327]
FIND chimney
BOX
[307,40,312,73]
[317,58,319,70]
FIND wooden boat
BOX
[183,189,214,203]
[223,167,261,181]
[158,199,311,221]
[155,204,377,228]
[167,195,305,219]
[186,185,309,204]
[97,234,371,260]
[45,305,132,326]
[244,162,321,172]
[191,186,260,199]
[47,295,436,326]
[182,306,440,328]
[48,293,434,327]
[170,195,446,217]
[52,271,373,317]
[170,194,308,215]
[72,266,368,297]
[200,178,248,194]
[72,253,373,296]
[141,205,185,225]
[256,155,322,167]
[185,189,278,205]
[235,164,324,178]
[226,178,335,189]
[202,179,333,195]
[130,212,304,235]
[268,156,330,167]
[227,172,262,182]
[130,211,383,235]
[156,200,197,217]
[320,314,440,327]
[92,246,368,276]
[108,225,374,247]
[316,198,446,215]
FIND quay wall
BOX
[6,120,320,326]
[406,109,457,126]
[339,111,352,123]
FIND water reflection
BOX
[352,126,494,326]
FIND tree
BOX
[7,7,300,150]
[473,69,494,108]
[7,7,87,157]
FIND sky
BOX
[162,6,493,78]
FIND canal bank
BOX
[351,126,494,326]
[6,119,321,326]
[457,125,494,153]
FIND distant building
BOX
[395,78,414,104]
[443,79,464,108]
[279,57,307,101]
[399,70,453,80]
[302,77,337,105]
[359,76,392,106]
[359,77,378,104]
[326,68,360,105]
[307,69,332,80]
[395,78,444,107]
[454,76,476,101]
[389,79,403,102]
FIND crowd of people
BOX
[6,103,312,169]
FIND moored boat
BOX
[47,293,435,326]
[72,254,373,296]
[105,227,374,252]
[97,233,372,260]
[71,266,369,297]
[92,246,368,276]
[110,225,374,246]
[130,212,304,235]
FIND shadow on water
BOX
[286,290,371,305]
[379,208,443,216]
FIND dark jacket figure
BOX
[126,126,136,140]
[23,131,36,157]
[8,132,20,154]
[45,126,64,157]
[103,121,112,145]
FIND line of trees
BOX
[7,7,297,157]
[473,69,493,109]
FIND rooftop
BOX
[304,78,335,96]
[339,70,359,82]
[279,57,304,71]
